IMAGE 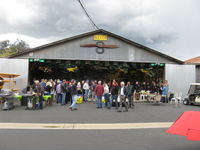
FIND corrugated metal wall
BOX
[0,58,29,91]
[196,65,200,83]
[165,64,196,97]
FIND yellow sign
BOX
[93,35,108,41]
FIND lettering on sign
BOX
[93,35,108,41]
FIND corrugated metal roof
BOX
[185,56,200,64]
[9,29,183,64]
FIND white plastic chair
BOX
[176,92,183,103]
[140,90,146,100]
[171,92,182,105]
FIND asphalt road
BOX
[0,102,200,123]
[0,129,200,150]
[1,103,200,150]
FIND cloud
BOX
[0,0,199,60]
[0,0,92,37]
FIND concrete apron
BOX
[0,122,173,130]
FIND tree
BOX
[0,40,9,53]
[9,39,30,54]
[0,39,30,57]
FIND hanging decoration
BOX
[140,69,149,73]
[140,68,155,78]
[66,66,78,72]
[38,66,52,73]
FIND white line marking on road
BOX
[0,122,173,130]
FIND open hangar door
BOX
[28,59,165,83]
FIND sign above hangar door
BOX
[93,35,108,41]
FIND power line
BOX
[77,0,99,30]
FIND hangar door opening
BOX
[28,59,165,83]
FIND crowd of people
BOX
[24,79,169,111]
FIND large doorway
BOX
[29,59,165,83]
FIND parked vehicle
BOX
[183,83,200,105]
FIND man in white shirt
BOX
[117,82,128,112]
[103,82,110,109]
[83,80,90,102]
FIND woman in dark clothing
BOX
[65,82,71,104]
[44,82,52,95]
[69,80,78,111]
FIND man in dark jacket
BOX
[69,80,78,111]
[110,80,119,109]
[61,79,67,105]
[56,81,62,103]
[32,80,44,109]
[126,81,134,109]
[65,81,71,104]
[118,81,128,112]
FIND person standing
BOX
[150,81,157,93]
[126,81,134,109]
[103,82,111,109]
[141,82,147,91]
[134,81,141,100]
[65,81,71,104]
[134,81,141,92]
[110,80,119,109]
[49,79,56,102]
[81,80,85,101]
[77,82,82,95]
[91,81,96,102]
[95,81,104,109]
[61,79,67,105]
[160,80,169,103]
[83,80,90,102]
[118,82,128,112]
[69,80,78,111]
[32,80,44,109]
[146,82,151,91]
[56,80,62,104]
[40,79,46,89]
[44,81,52,95]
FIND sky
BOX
[0,0,199,61]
